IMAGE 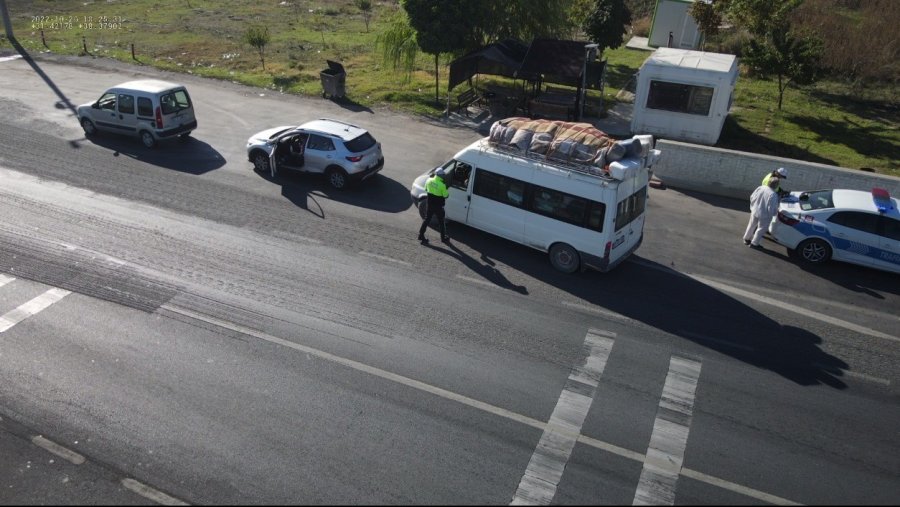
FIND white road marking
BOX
[812,363,891,386]
[0,287,71,333]
[633,356,702,506]
[358,251,412,267]
[511,329,615,505]
[0,273,14,287]
[160,304,801,506]
[121,478,190,506]
[0,55,23,63]
[31,435,85,465]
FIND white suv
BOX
[246,118,384,189]
[769,188,900,274]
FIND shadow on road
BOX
[443,223,853,389]
[254,167,413,214]
[79,134,226,175]
[7,35,77,115]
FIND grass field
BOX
[3,0,897,176]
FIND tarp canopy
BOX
[448,39,604,91]
[448,39,530,91]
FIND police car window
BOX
[881,217,900,241]
[828,211,879,234]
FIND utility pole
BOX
[0,0,14,39]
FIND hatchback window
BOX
[160,89,191,114]
[344,132,376,153]
[307,134,335,151]
[828,211,880,235]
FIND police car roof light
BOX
[872,188,893,213]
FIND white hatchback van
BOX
[77,80,197,148]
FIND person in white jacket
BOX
[743,177,781,249]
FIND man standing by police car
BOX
[418,168,450,244]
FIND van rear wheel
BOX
[139,130,156,149]
[549,243,580,274]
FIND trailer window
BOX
[646,80,713,116]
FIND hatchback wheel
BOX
[81,118,97,136]
[139,130,156,148]
[797,238,832,264]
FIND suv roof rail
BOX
[317,118,361,130]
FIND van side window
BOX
[98,92,116,110]
[615,186,648,231]
[448,161,472,190]
[531,186,588,227]
[117,94,135,114]
[473,169,525,209]
[137,97,153,117]
[307,134,335,151]
[587,202,606,232]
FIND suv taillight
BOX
[777,210,800,226]
[155,107,163,129]
[346,155,363,162]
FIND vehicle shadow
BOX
[254,168,413,214]
[81,134,226,175]
[444,224,850,388]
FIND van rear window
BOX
[344,132,376,153]
[160,89,191,114]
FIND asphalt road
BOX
[0,51,898,505]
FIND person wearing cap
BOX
[418,168,450,244]
[763,167,788,196]
[743,176,781,249]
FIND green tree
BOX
[244,25,270,71]
[581,0,632,56]
[743,18,823,109]
[376,11,419,83]
[403,0,470,103]
[723,0,803,36]
[355,0,373,33]
[689,0,724,50]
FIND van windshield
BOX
[160,89,191,114]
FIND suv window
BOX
[828,211,880,235]
[118,94,135,114]
[137,97,153,117]
[344,132,376,153]
[307,134,335,151]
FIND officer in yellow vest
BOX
[762,167,788,196]
[418,168,450,244]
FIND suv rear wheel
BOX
[326,166,349,190]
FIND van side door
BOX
[94,92,118,132]
[444,161,473,223]
[115,93,138,134]
[467,168,526,243]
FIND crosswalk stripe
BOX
[511,329,615,505]
[633,356,702,505]
[0,287,71,333]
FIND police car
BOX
[768,188,900,274]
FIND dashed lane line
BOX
[31,435,85,465]
[161,303,802,506]
[358,251,412,267]
[121,478,190,506]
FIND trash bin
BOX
[320,60,346,100]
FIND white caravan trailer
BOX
[631,48,738,145]
[411,131,656,273]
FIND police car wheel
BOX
[549,243,580,274]
[797,238,831,264]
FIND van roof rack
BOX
[486,141,615,180]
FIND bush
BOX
[631,16,651,37]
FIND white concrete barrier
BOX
[651,140,900,200]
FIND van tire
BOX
[178,132,191,142]
[549,243,580,274]
[326,166,349,190]
[80,118,97,136]
[139,130,157,149]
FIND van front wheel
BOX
[549,243,580,274]
[139,130,157,149]
[80,118,97,136]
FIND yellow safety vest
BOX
[425,176,449,198]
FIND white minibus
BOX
[411,137,652,273]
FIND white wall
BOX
[650,140,900,199]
